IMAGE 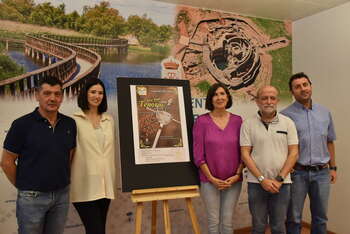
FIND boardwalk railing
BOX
[0,34,77,96]
[0,34,102,97]
[0,37,25,50]
[45,34,128,55]
[41,35,102,96]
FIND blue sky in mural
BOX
[34,0,176,25]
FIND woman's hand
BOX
[209,177,231,190]
[224,174,241,186]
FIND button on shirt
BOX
[3,108,77,192]
[281,101,336,166]
[240,113,298,183]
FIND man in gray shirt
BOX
[241,85,298,234]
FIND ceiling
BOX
[157,0,350,21]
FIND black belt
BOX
[294,163,328,171]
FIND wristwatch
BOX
[329,166,337,171]
[257,175,265,183]
[275,175,284,182]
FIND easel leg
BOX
[151,200,157,234]
[162,200,172,234]
[186,198,201,234]
[135,202,144,234]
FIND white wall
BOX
[293,2,350,233]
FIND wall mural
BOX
[0,0,292,233]
[176,8,288,89]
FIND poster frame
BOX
[116,77,198,192]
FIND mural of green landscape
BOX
[0,0,292,100]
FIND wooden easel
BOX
[131,185,201,234]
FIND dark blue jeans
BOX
[248,183,290,234]
[286,168,330,234]
[16,186,69,234]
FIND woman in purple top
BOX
[193,83,243,234]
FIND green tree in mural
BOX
[64,11,80,30]
[0,0,34,22]
[0,45,24,80]
[158,25,173,43]
[127,14,173,47]
[29,3,67,28]
[77,1,126,37]
[0,0,173,49]
[0,2,24,21]
[2,0,34,18]
[137,17,159,47]
[126,15,145,37]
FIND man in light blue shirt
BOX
[281,72,337,234]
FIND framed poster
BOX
[116,78,198,192]
[130,84,190,164]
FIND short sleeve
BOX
[3,120,26,155]
[287,118,299,145]
[70,119,77,149]
[240,120,252,146]
[327,112,336,141]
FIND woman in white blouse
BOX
[71,78,116,234]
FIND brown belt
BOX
[294,163,328,171]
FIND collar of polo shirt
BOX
[257,111,279,124]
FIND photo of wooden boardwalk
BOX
[0,34,128,98]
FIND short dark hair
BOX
[289,72,312,91]
[78,78,107,114]
[38,76,62,90]
[205,83,233,111]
